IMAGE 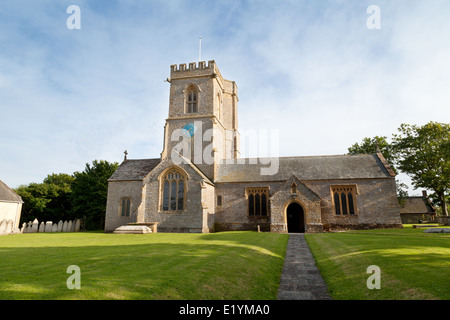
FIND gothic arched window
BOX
[247,188,269,217]
[332,186,357,216]
[161,169,186,212]
[186,86,198,113]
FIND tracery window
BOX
[331,186,357,215]
[162,169,186,212]
[247,188,269,217]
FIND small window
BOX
[331,186,357,216]
[121,198,131,217]
[217,195,222,207]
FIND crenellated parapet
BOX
[170,60,223,81]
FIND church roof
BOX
[216,154,394,183]
[108,159,161,181]
[399,197,435,214]
[0,180,23,202]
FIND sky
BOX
[1,0,449,195]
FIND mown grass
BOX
[305,226,450,300]
[0,231,288,300]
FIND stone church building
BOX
[105,61,402,233]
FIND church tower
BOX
[161,60,240,181]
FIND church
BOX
[104,60,402,233]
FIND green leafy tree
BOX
[15,183,53,223]
[348,136,397,173]
[15,173,75,224]
[348,136,408,203]
[43,173,75,222]
[392,122,450,216]
[71,160,119,230]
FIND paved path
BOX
[277,233,332,300]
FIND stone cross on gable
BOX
[124,150,128,160]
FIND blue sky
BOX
[1,1,449,195]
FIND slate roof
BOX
[216,154,394,183]
[0,180,23,202]
[108,159,161,181]
[399,197,435,214]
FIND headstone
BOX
[45,221,53,232]
[31,219,39,233]
[67,220,73,232]
[38,222,45,233]
[62,221,68,232]
[74,219,81,232]
[57,220,63,232]
[51,223,58,232]
[0,220,6,234]
[21,222,27,233]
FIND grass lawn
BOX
[305,226,450,300]
[0,231,288,300]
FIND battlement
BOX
[170,60,222,80]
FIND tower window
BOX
[187,87,198,113]
[161,169,186,212]
[217,195,222,206]
[331,185,357,215]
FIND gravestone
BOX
[51,223,58,232]
[62,221,68,232]
[21,222,27,233]
[67,220,73,232]
[74,219,81,232]
[45,221,53,232]
[57,220,63,232]
[31,219,39,233]
[38,222,45,233]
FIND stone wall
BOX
[142,159,213,233]
[104,180,143,232]
[305,178,402,231]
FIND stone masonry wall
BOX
[104,180,143,232]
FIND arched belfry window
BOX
[161,168,186,212]
[186,85,198,113]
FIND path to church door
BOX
[287,202,305,233]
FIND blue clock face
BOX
[183,123,196,137]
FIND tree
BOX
[14,173,75,224]
[392,122,450,216]
[71,160,119,230]
[43,173,75,221]
[348,136,397,173]
[347,136,408,203]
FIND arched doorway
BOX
[286,202,305,233]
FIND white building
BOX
[0,180,23,235]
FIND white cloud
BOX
[0,0,449,195]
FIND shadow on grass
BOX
[0,232,288,300]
